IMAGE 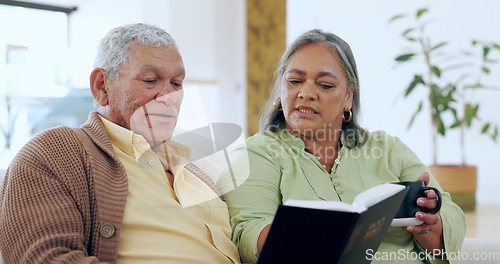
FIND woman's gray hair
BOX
[93,23,177,80]
[259,29,366,148]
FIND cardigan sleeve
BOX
[0,127,106,264]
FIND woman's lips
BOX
[295,106,318,118]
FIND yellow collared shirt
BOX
[99,115,240,264]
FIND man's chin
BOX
[135,128,174,144]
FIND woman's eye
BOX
[288,79,301,85]
[320,84,334,89]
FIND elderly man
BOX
[0,23,240,264]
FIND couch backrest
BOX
[0,169,4,264]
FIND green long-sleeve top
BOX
[219,128,466,264]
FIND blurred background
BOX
[0,0,498,211]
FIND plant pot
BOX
[429,165,477,212]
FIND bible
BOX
[257,183,408,264]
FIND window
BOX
[0,3,86,167]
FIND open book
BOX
[257,183,408,264]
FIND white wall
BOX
[287,0,500,204]
[3,0,498,205]
[68,0,246,132]
[0,0,246,168]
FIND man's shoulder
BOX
[30,126,80,145]
[16,126,84,160]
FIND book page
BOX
[283,184,406,214]
[352,183,406,210]
[283,199,360,213]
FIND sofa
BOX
[0,168,498,263]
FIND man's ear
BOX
[90,68,108,106]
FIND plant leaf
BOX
[408,101,423,129]
[483,46,491,57]
[450,121,461,129]
[464,104,479,127]
[405,75,425,96]
[389,14,406,23]
[402,28,414,37]
[493,127,499,141]
[396,53,416,62]
[482,66,490,74]
[481,123,490,133]
[431,42,447,51]
[416,8,428,18]
[432,66,441,77]
[493,43,500,50]
[437,118,446,136]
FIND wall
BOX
[69,0,246,132]
[2,0,498,205]
[0,0,246,169]
[287,0,500,205]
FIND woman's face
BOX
[281,43,353,140]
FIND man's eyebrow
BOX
[138,65,159,73]
[138,65,185,77]
[176,69,186,77]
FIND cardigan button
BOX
[100,224,115,238]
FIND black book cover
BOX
[257,185,408,264]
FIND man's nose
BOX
[155,84,182,105]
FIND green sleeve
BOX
[389,134,467,263]
[219,139,282,263]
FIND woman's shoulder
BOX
[247,129,292,145]
[364,130,402,145]
[243,129,300,154]
[361,130,416,157]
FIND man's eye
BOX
[172,82,183,88]
[143,79,158,84]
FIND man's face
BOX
[104,44,185,145]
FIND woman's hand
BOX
[406,172,445,254]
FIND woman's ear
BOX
[345,88,354,110]
[90,68,108,107]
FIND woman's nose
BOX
[298,81,317,100]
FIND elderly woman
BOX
[220,29,466,263]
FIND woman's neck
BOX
[288,126,342,173]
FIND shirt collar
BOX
[98,114,192,172]
[269,125,348,149]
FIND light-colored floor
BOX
[464,204,500,239]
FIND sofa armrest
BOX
[452,238,500,264]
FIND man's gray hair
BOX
[93,23,177,80]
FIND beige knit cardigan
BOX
[0,112,221,264]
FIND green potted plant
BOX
[389,7,499,211]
